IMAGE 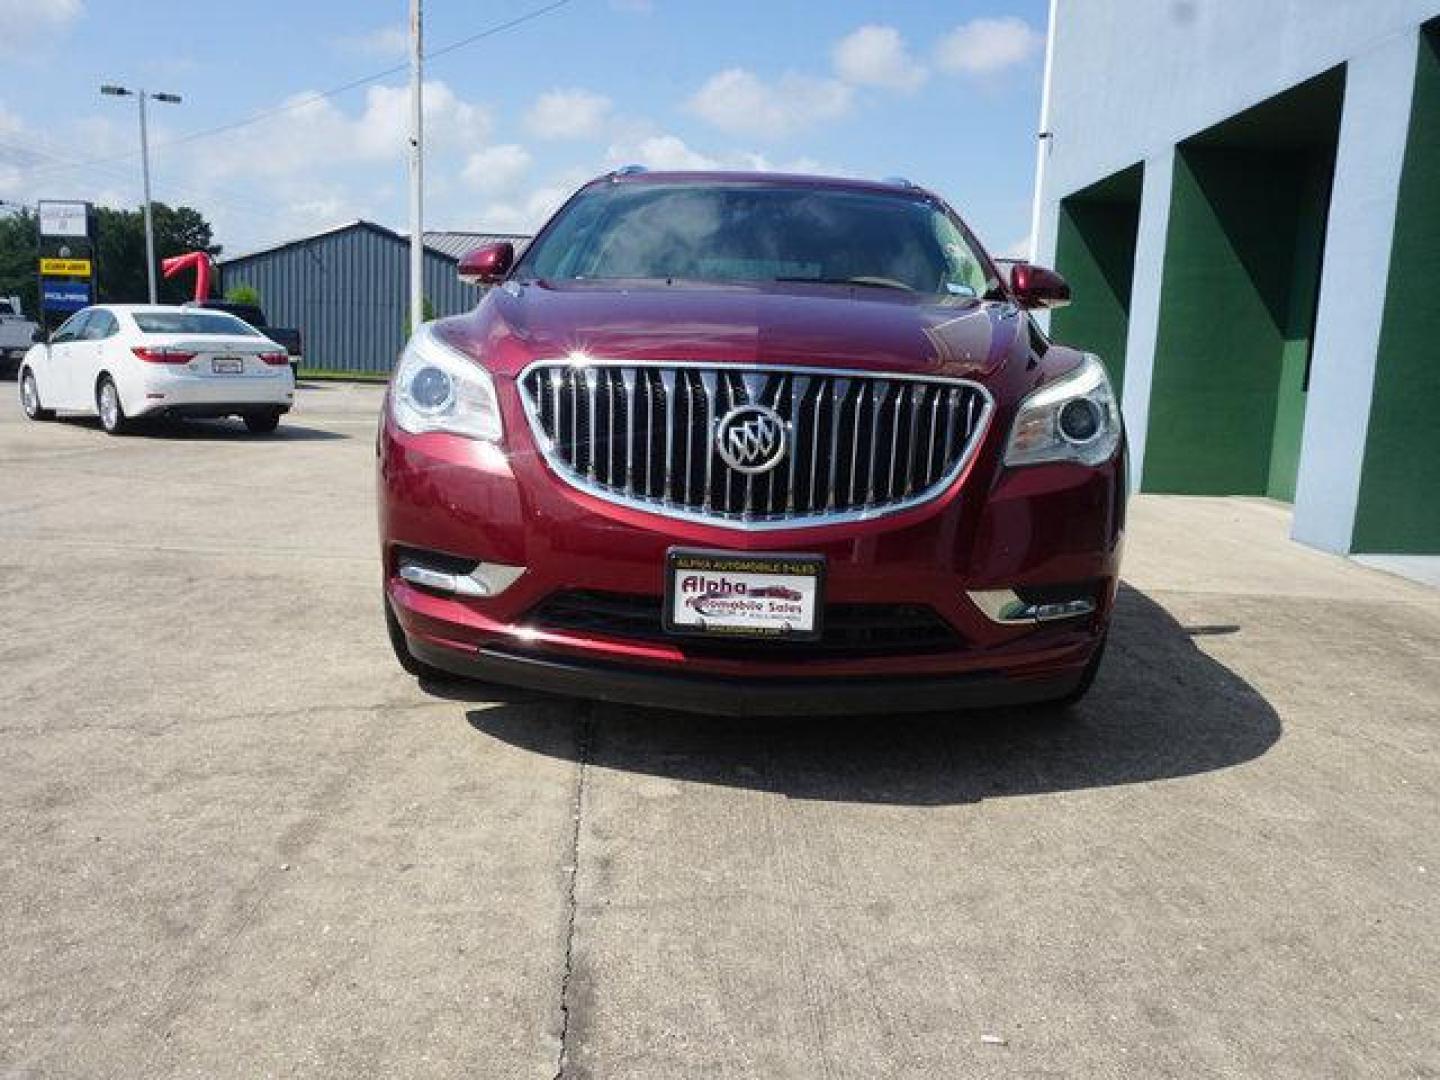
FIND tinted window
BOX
[132,311,263,336]
[517,183,996,297]
[0,300,14,317]
[51,310,90,343]
[82,311,118,339]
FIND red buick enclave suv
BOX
[378,170,1126,714]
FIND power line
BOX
[15,0,573,180]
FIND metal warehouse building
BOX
[1033,0,1440,558]
[217,222,528,375]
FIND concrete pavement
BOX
[1,383,1435,1078]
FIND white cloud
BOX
[688,68,852,140]
[833,25,926,92]
[0,0,82,56]
[934,17,1043,76]
[186,80,490,181]
[525,89,613,140]
[607,134,721,172]
[461,144,532,195]
[476,172,590,234]
[334,23,408,58]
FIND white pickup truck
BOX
[1,296,39,372]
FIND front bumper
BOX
[379,407,1125,713]
[403,616,1087,715]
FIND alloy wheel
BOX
[98,381,120,432]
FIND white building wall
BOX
[1034,0,1440,550]
[1292,35,1420,551]
[1036,0,1439,222]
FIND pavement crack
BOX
[553,704,593,1080]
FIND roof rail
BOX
[611,164,648,178]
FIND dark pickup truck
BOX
[187,300,303,381]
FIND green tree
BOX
[93,202,221,303]
[225,283,262,306]
[0,208,40,318]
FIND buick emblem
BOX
[716,404,787,474]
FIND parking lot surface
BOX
[2,383,1437,1079]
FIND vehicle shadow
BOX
[460,584,1282,806]
[56,416,349,442]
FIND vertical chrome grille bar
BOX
[678,371,692,506]
[925,384,943,486]
[605,369,617,484]
[659,369,677,502]
[904,384,926,495]
[850,381,867,506]
[965,392,980,441]
[549,369,564,459]
[621,367,637,495]
[786,375,809,513]
[868,381,886,503]
[699,371,717,510]
[887,383,906,500]
[826,378,849,509]
[808,376,826,512]
[568,370,581,469]
[584,367,599,480]
[643,370,655,498]
[942,386,959,467]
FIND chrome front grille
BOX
[517,361,992,528]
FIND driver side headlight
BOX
[390,323,504,442]
[1004,353,1121,467]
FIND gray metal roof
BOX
[220,221,531,266]
[421,230,531,260]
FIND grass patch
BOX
[296,368,391,384]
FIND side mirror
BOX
[1008,262,1071,310]
[458,242,514,286]
[31,327,48,344]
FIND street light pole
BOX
[101,85,182,304]
[137,91,156,304]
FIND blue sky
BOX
[0,0,1049,258]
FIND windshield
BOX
[132,311,264,336]
[515,182,997,298]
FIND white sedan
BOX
[17,304,296,434]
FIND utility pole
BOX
[1027,0,1058,268]
[409,0,425,331]
[101,85,182,304]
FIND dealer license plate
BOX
[211,357,244,374]
[664,548,825,641]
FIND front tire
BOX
[243,409,282,434]
[20,369,55,421]
[96,375,128,435]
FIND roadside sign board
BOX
[41,281,90,312]
[37,201,90,238]
[37,199,96,324]
[39,257,92,277]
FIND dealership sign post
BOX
[36,200,96,323]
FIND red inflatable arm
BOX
[161,251,215,301]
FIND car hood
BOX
[436,280,1032,382]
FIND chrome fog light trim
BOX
[968,589,1096,625]
[399,559,525,598]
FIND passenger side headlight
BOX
[1004,354,1121,467]
[391,323,504,442]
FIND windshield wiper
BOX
[772,276,914,291]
